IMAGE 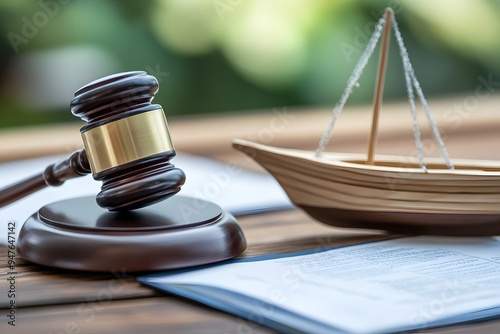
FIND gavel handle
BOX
[0,149,91,208]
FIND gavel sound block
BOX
[0,71,246,272]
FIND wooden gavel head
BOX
[70,71,186,211]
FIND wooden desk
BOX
[1,97,500,333]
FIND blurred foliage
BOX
[0,0,500,129]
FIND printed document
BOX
[140,236,500,334]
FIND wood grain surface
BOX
[1,97,500,333]
[1,95,500,162]
[1,209,499,333]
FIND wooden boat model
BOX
[233,140,500,236]
[233,9,500,236]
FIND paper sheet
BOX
[0,154,292,246]
[140,236,500,334]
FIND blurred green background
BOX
[0,0,499,129]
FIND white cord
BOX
[316,9,454,171]
[392,17,454,170]
[315,13,386,157]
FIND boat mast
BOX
[367,8,393,165]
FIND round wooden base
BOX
[17,196,247,272]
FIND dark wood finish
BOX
[72,71,186,211]
[0,174,46,208]
[93,151,185,211]
[301,206,500,236]
[71,71,160,130]
[0,149,90,208]
[16,195,246,272]
[0,72,187,211]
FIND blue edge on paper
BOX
[138,237,500,334]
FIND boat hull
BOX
[301,206,500,236]
[233,139,500,236]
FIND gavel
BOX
[0,71,246,272]
[0,71,186,211]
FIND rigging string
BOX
[315,13,386,157]
[392,17,454,170]
[392,18,426,171]
[315,11,455,171]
